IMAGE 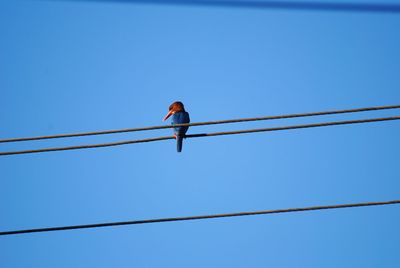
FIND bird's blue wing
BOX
[172,112,190,135]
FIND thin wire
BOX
[1,116,399,156]
[1,105,399,143]
[1,199,399,236]
[58,0,400,14]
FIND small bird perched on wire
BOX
[163,101,190,152]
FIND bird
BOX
[163,101,190,152]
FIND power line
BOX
[186,116,400,138]
[1,199,398,236]
[0,135,172,156]
[1,116,399,156]
[1,105,399,143]
[60,0,400,14]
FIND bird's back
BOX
[172,111,190,135]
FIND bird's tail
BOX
[176,135,184,153]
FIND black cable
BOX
[0,116,398,156]
[1,199,398,236]
[57,0,400,14]
[1,105,399,143]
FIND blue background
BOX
[1,0,400,267]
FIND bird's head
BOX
[163,101,185,121]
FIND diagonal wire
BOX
[54,0,400,14]
[1,105,399,143]
[1,116,399,156]
[1,199,399,236]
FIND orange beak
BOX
[163,110,173,121]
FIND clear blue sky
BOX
[1,0,400,267]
